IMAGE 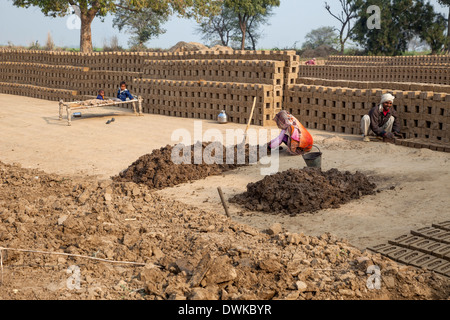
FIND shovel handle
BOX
[245,97,257,135]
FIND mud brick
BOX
[370,244,402,257]
[394,235,424,249]
[422,258,450,272]
[422,242,450,258]
[439,236,450,244]
[433,221,450,232]
[428,231,450,244]
[388,234,413,246]
[434,262,450,277]
[408,238,442,254]
[408,254,439,268]
[397,251,427,265]
[411,227,438,238]
[367,243,392,254]
[386,247,414,261]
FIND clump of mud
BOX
[230,168,377,215]
[113,142,270,190]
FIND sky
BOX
[0,0,447,50]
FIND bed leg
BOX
[138,96,143,116]
[67,107,72,126]
[59,100,64,121]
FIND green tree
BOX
[223,0,280,50]
[113,0,169,49]
[415,1,447,54]
[437,0,450,51]
[302,26,339,50]
[351,0,436,56]
[11,0,222,53]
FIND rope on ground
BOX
[0,246,149,285]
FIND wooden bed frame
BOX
[59,96,143,126]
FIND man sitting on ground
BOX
[361,93,402,142]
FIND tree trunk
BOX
[238,14,247,50]
[448,7,450,52]
[80,10,97,53]
[248,30,256,50]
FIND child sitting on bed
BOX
[97,89,105,100]
[117,81,134,101]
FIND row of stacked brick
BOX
[0,49,300,126]
[142,59,285,86]
[143,50,300,87]
[0,82,78,101]
[284,84,450,144]
[133,79,283,126]
[0,49,152,72]
[326,55,450,66]
[0,61,141,99]
[0,49,301,77]
[298,65,450,85]
[297,77,450,94]
[136,50,299,126]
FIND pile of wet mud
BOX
[114,142,271,190]
[230,168,377,215]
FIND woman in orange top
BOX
[269,110,313,155]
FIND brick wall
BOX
[284,84,450,144]
[0,50,449,148]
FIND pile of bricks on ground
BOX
[0,49,449,152]
[368,222,450,278]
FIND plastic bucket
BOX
[303,145,322,168]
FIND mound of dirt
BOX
[230,168,377,215]
[1,161,449,301]
[113,142,269,190]
[168,41,209,53]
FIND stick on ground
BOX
[217,187,231,218]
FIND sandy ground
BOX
[1,93,449,250]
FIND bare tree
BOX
[197,6,237,46]
[325,0,358,54]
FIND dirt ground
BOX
[1,94,450,300]
[2,94,448,249]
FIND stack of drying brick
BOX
[284,83,450,146]
[298,65,450,85]
[133,79,279,126]
[0,61,85,101]
[326,55,450,67]
[142,50,300,88]
[297,77,450,94]
[133,50,298,126]
[142,59,285,86]
[0,50,155,101]
[0,49,299,126]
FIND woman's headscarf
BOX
[273,110,300,131]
